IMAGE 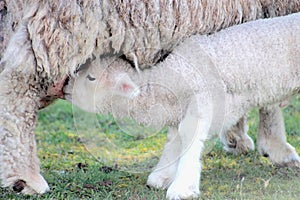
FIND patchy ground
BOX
[0,98,299,199]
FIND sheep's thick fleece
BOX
[66,13,300,199]
[2,0,300,71]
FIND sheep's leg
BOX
[0,24,49,194]
[257,105,300,168]
[166,100,211,200]
[0,68,49,194]
[147,126,181,189]
[220,115,254,154]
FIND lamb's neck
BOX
[110,65,190,127]
[130,59,193,99]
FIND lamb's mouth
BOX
[39,76,70,109]
[62,77,74,101]
[63,93,72,101]
[62,77,70,99]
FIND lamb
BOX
[65,13,300,199]
[1,0,300,195]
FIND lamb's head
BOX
[64,57,140,113]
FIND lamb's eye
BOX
[86,74,96,81]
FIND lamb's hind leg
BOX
[220,115,255,154]
[147,127,181,189]
[257,105,300,168]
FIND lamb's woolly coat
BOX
[68,12,300,135]
[66,13,300,199]
[1,0,300,195]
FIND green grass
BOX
[1,98,300,200]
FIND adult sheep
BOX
[0,0,23,60]
[64,13,300,199]
[0,0,300,195]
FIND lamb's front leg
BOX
[0,68,49,194]
[166,101,212,200]
[257,105,300,168]
[147,127,181,189]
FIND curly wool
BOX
[1,0,300,74]
[0,0,23,60]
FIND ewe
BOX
[65,13,300,199]
[1,0,300,195]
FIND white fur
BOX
[146,127,180,189]
[66,13,300,199]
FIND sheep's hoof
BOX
[24,173,50,194]
[11,173,50,195]
[12,179,36,194]
[13,180,26,193]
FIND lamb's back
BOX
[189,13,300,101]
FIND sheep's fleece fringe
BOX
[0,0,300,196]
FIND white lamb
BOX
[65,12,300,199]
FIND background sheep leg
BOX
[147,127,180,189]
[220,115,255,154]
[257,105,300,168]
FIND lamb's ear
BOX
[113,73,140,98]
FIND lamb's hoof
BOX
[10,173,49,195]
[259,143,300,169]
[166,182,199,200]
[281,159,300,168]
[273,154,300,169]
[224,135,254,155]
[147,171,173,189]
